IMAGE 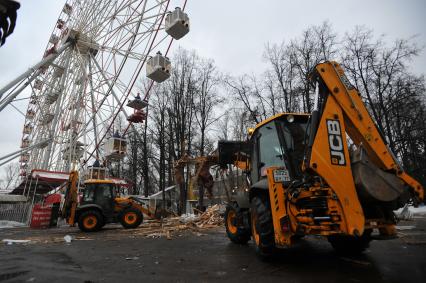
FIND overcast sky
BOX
[0,0,425,177]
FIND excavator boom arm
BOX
[313,61,423,202]
[61,170,79,225]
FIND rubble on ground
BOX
[136,204,224,239]
[1,205,224,245]
[179,204,224,228]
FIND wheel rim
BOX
[124,212,137,225]
[227,210,238,234]
[83,215,97,229]
[251,213,260,246]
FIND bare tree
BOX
[166,48,198,213]
[217,112,230,140]
[125,129,144,195]
[150,84,171,195]
[0,162,19,192]
[341,26,425,183]
[194,58,222,156]
[229,22,337,118]
[264,41,298,112]
[224,75,267,124]
[287,21,337,112]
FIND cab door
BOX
[251,121,288,183]
[94,184,115,217]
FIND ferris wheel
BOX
[0,0,190,178]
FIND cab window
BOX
[83,186,95,202]
[276,118,308,178]
[97,184,113,199]
[252,121,286,180]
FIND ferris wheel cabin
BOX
[53,66,64,78]
[26,109,35,119]
[85,166,107,180]
[29,95,37,105]
[46,91,60,104]
[104,135,127,161]
[19,153,30,163]
[165,7,190,40]
[34,79,43,90]
[127,94,149,110]
[21,137,30,148]
[39,113,54,125]
[62,3,72,16]
[146,52,171,83]
[49,34,59,45]
[23,123,33,135]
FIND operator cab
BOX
[249,114,310,186]
[81,181,119,217]
[218,113,310,187]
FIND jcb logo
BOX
[326,119,346,166]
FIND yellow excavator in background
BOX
[61,170,155,232]
[220,61,424,256]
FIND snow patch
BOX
[395,204,426,220]
[0,220,26,229]
[396,225,416,230]
[2,239,31,245]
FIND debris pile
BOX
[177,204,223,227]
[138,204,224,239]
[187,204,224,228]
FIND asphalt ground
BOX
[0,217,425,283]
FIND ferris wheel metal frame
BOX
[0,0,189,181]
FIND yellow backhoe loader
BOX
[61,171,155,232]
[220,61,424,256]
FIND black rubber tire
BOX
[225,202,251,244]
[78,210,103,232]
[100,219,106,228]
[119,207,143,229]
[328,230,372,255]
[291,234,305,241]
[251,196,275,257]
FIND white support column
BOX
[0,71,39,112]
[0,138,52,166]
[0,42,71,100]
[88,60,100,158]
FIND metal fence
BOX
[0,202,33,224]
